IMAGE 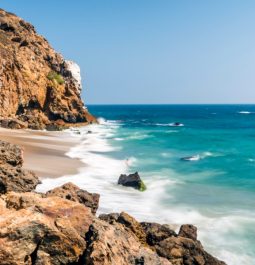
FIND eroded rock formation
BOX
[0,140,40,193]
[0,138,227,264]
[46,182,100,215]
[0,8,95,130]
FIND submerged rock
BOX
[46,182,100,215]
[118,172,147,191]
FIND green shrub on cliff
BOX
[47,71,64,85]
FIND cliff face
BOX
[0,9,95,130]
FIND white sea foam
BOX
[37,120,253,265]
[126,132,153,140]
[114,137,124,141]
[238,111,253,114]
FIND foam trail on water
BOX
[36,120,253,265]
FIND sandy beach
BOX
[0,128,83,178]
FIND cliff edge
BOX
[0,9,95,130]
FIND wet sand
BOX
[0,128,83,178]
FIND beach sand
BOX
[0,128,83,178]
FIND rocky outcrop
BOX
[83,218,171,265]
[141,222,177,247]
[46,182,100,215]
[0,140,226,264]
[0,191,94,265]
[0,140,40,193]
[118,172,147,191]
[100,214,226,265]
[0,8,96,130]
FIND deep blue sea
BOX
[39,104,255,265]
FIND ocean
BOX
[38,104,255,265]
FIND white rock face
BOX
[65,60,82,94]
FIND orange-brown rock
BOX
[46,182,100,215]
[0,8,96,130]
[83,218,171,265]
[0,191,94,265]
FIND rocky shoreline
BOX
[0,8,227,265]
[0,139,226,265]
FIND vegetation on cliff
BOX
[0,8,95,130]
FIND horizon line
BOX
[87,103,255,106]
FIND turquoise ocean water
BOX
[38,104,255,264]
[88,104,255,265]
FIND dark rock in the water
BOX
[118,172,147,191]
[46,182,100,215]
[178,224,197,241]
[0,141,40,193]
[87,130,93,134]
[141,222,177,246]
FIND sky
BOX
[1,0,255,104]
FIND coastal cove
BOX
[1,3,254,264]
[29,104,254,265]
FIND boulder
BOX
[141,222,177,246]
[155,236,226,265]
[118,172,146,191]
[0,140,23,166]
[0,118,28,129]
[0,164,39,194]
[0,140,40,193]
[100,212,147,245]
[178,224,197,241]
[46,182,100,215]
[99,212,226,264]
[140,222,226,265]
[0,191,94,265]
[82,218,171,265]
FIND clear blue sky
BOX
[1,0,255,104]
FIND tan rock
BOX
[0,9,96,130]
[0,191,94,265]
[83,218,171,265]
[46,182,100,215]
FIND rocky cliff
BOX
[0,9,95,130]
[0,140,227,265]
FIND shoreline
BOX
[0,128,83,178]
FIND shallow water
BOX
[38,105,255,265]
